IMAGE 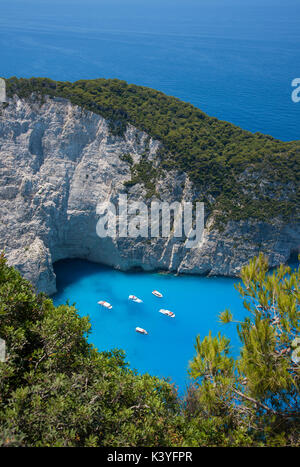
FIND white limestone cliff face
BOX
[0,96,299,295]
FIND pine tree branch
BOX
[232,388,279,416]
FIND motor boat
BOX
[152,290,163,298]
[135,327,148,335]
[129,295,143,303]
[98,300,112,310]
[159,309,175,318]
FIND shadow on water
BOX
[53,258,112,290]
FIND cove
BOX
[53,259,248,393]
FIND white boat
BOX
[98,300,112,310]
[152,290,163,298]
[135,327,148,335]
[129,295,143,303]
[159,309,175,318]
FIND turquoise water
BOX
[53,259,247,393]
[1,0,300,140]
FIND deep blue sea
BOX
[1,0,300,140]
[2,0,299,391]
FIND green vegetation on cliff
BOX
[5,77,300,226]
[0,253,299,447]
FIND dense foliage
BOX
[0,253,299,446]
[0,253,182,447]
[4,77,300,225]
[188,254,300,446]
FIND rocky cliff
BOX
[0,94,299,294]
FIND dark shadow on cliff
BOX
[287,248,300,271]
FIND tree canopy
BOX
[188,254,300,446]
